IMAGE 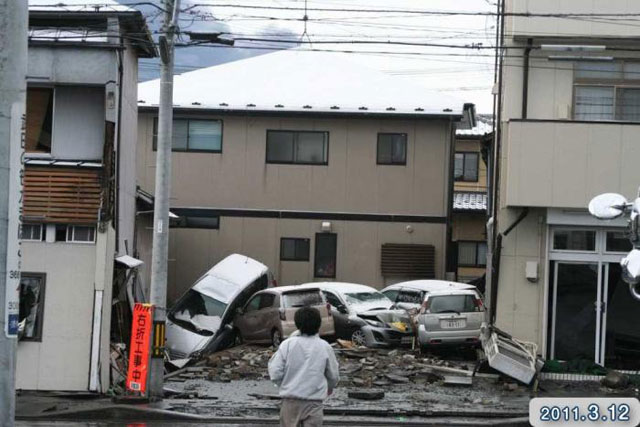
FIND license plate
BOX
[441,319,465,329]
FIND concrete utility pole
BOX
[148,0,180,399]
[0,1,28,425]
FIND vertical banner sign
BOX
[126,303,154,393]
[5,103,25,337]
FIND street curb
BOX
[17,403,529,424]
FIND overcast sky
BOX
[134,0,497,113]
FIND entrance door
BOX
[602,263,640,370]
[552,262,599,362]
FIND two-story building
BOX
[452,116,492,284]
[17,1,154,391]
[494,0,640,370]
[135,49,475,304]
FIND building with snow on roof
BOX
[135,49,476,302]
[17,0,154,392]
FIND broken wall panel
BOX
[23,166,103,224]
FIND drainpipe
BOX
[115,49,123,253]
[522,38,533,119]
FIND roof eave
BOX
[137,105,464,120]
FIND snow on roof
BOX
[29,0,136,13]
[453,192,488,212]
[384,280,475,292]
[457,114,493,137]
[138,49,469,117]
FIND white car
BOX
[381,280,478,312]
[166,254,274,360]
[415,288,484,347]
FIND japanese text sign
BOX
[126,303,153,394]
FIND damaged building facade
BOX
[493,0,640,370]
[135,49,476,304]
[16,2,154,391]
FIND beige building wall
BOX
[493,1,640,352]
[137,112,453,301]
[17,241,97,391]
[137,114,450,215]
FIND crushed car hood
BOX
[357,309,411,332]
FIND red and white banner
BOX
[126,303,153,394]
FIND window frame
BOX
[457,240,488,268]
[20,224,44,242]
[454,151,479,182]
[280,237,311,261]
[314,232,337,278]
[153,117,223,153]
[170,215,220,230]
[19,272,46,342]
[551,228,597,253]
[265,129,329,165]
[572,61,640,122]
[376,132,408,165]
[66,225,97,244]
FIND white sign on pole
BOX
[5,102,24,337]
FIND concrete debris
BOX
[166,343,476,393]
[601,371,630,389]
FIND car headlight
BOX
[364,319,384,328]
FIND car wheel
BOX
[271,329,282,347]
[351,329,366,347]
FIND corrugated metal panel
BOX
[23,166,102,224]
[381,243,435,278]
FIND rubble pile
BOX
[166,342,476,389]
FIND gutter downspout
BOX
[522,38,533,119]
[445,119,456,279]
[115,47,123,253]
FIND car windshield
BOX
[429,295,478,314]
[283,291,323,308]
[170,289,228,335]
[344,292,392,311]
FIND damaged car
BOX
[166,254,274,361]
[233,286,335,346]
[381,279,478,312]
[298,282,413,348]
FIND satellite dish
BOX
[588,193,628,219]
[621,249,640,301]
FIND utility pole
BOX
[0,1,28,426]
[148,0,180,399]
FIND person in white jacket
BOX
[268,306,339,427]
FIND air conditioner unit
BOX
[481,325,539,384]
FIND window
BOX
[552,229,596,251]
[19,273,46,341]
[259,293,276,310]
[25,87,53,153]
[323,291,345,310]
[454,152,479,182]
[280,238,310,261]
[397,290,424,304]
[573,61,640,122]
[171,216,219,229]
[457,241,487,267]
[377,133,407,165]
[266,130,328,165]
[20,224,43,241]
[314,233,337,278]
[244,295,261,313]
[382,289,399,302]
[606,231,633,253]
[153,118,222,152]
[428,294,479,314]
[282,291,323,308]
[66,225,96,243]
